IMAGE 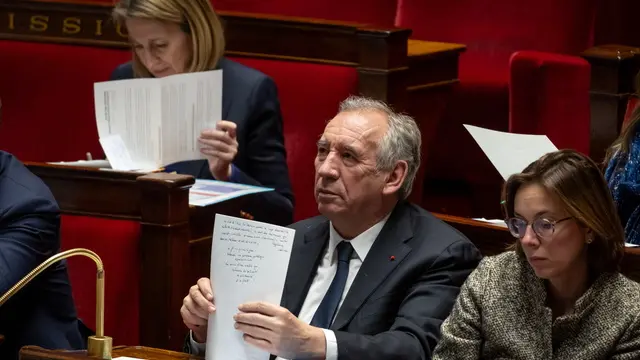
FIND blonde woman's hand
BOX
[199,121,238,181]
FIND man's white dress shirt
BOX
[191,215,389,360]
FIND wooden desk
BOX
[20,346,200,360]
[435,213,513,256]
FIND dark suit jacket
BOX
[110,58,294,226]
[280,202,482,360]
[0,151,84,359]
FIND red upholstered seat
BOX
[396,0,597,82]
[0,41,129,162]
[60,215,141,346]
[212,0,397,26]
[230,57,358,221]
[396,0,597,217]
[509,51,591,154]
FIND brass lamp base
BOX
[87,335,113,359]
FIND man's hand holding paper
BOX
[181,277,215,343]
[197,214,296,360]
[235,302,326,359]
[181,278,327,359]
[199,120,239,181]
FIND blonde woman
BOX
[111,0,293,225]
[433,150,640,359]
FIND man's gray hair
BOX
[339,95,421,199]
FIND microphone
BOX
[0,248,113,359]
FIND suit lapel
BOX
[281,220,329,316]
[331,203,413,330]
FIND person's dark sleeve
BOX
[334,240,482,360]
[0,194,60,294]
[227,76,294,226]
[109,63,134,81]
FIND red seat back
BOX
[0,40,129,162]
[396,0,597,217]
[61,215,141,346]
[509,51,591,155]
[396,0,598,83]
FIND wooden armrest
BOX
[406,40,466,91]
[408,39,466,58]
[581,44,640,160]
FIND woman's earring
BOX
[586,234,594,244]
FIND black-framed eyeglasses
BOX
[505,216,572,239]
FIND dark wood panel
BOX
[24,163,194,219]
[0,0,401,67]
[0,0,126,46]
[406,40,464,91]
[582,44,640,161]
[435,213,514,256]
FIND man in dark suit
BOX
[181,96,482,359]
[0,97,84,359]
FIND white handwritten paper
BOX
[207,214,295,360]
[464,124,558,180]
[94,70,222,171]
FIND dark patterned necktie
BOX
[309,241,354,328]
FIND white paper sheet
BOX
[472,218,508,228]
[207,214,295,360]
[94,78,161,169]
[99,134,137,171]
[464,124,558,180]
[94,70,222,171]
[48,160,111,168]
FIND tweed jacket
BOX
[432,251,640,360]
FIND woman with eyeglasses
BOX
[432,149,640,360]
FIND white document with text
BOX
[207,214,295,360]
[94,70,222,171]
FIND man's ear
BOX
[382,160,408,196]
